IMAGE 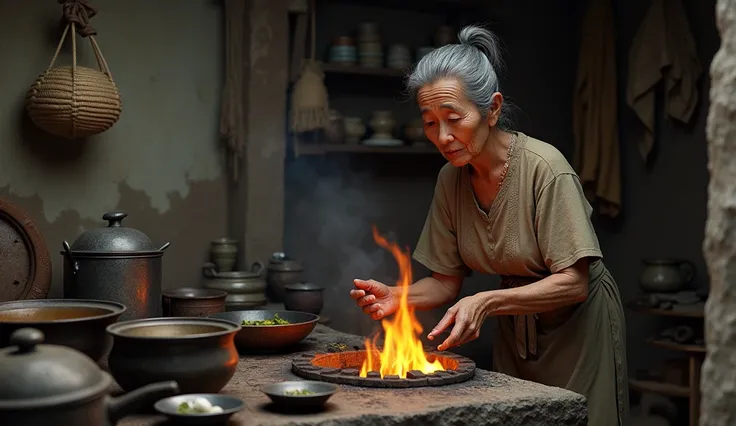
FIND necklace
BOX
[497,132,517,190]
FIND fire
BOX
[359,225,444,378]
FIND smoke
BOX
[286,155,397,334]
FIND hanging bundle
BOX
[289,0,329,133]
[25,0,122,139]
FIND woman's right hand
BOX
[350,279,399,320]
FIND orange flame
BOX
[359,225,444,378]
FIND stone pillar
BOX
[228,0,289,267]
[702,1,736,425]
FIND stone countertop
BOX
[118,325,587,426]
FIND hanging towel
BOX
[573,0,621,217]
[626,0,702,161]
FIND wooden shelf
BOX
[629,378,690,398]
[322,64,407,78]
[326,0,487,13]
[626,302,705,318]
[647,338,706,354]
[295,142,437,156]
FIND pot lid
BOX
[268,252,304,271]
[0,328,109,407]
[69,211,158,252]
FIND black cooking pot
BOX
[61,211,170,321]
[0,328,179,426]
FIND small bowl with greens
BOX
[260,380,338,410]
[207,310,319,352]
[154,393,244,425]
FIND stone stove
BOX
[291,349,476,388]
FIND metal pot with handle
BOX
[0,328,179,426]
[61,211,170,320]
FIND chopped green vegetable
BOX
[241,313,290,326]
[284,388,315,396]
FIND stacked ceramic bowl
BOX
[328,36,357,65]
[357,22,383,68]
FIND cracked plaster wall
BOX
[0,0,228,293]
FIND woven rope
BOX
[26,18,122,139]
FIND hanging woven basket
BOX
[26,8,122,140]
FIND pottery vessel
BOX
[324,109,345,144]
[210,238,238,272]
[161,288,227,317]
[387,44,411,69]
[404,119,426,143]
[267,252,304,303]
[107,317,240,394]
[369,111,395,139]
[202,261,267,310]
[343,117,366,144]
[639,258,696,293]
[0,328,178,426]
[283,283,325,315]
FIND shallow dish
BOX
[260,380,338,409]
[154,393,244,425]
[207,310,318,352]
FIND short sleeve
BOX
[535,173,602,273]
[413,173,471,277]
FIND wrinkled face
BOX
[417,78,502,166]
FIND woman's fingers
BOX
[353,279,387,296]
[356,294,376,307]
[428,308,456,341]
[349,289,366,299]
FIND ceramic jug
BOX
[639,258,696,293]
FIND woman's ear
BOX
[487,92,504,126]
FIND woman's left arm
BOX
[476,257,590,316]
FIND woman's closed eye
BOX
[424,121,436,128]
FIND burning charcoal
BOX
[367,371,381,378]
[407,370,426,379]
[341,368,359,376]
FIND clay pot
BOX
[344,117,366,144]
[283,283,325,315]
[369,111,395,139]
[324,109,345,144]
[202,262,267,310]
[106,317,240,394]
[639,259,696,293]
[210,238,238,272]
[267,253,304,303]
[161,288,227,317]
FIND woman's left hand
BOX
[427,294,489,351]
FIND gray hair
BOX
[407,25,514,129]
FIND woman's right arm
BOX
[395,272,464,310]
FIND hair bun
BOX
[457,25,504,71]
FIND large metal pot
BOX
[61,211,170,321]
[0,328,179,426]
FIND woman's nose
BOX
[438,124,454,145]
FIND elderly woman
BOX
[349,25,629,425]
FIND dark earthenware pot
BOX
[61,211,170,321]
[283,283,325,315]
[162,288,227,317]
[0,328,179,426]
[0,299,126,363]
[202,261,267,309]
[266,252,304,302]
[639,258,696,293]
[107,317,240,394]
